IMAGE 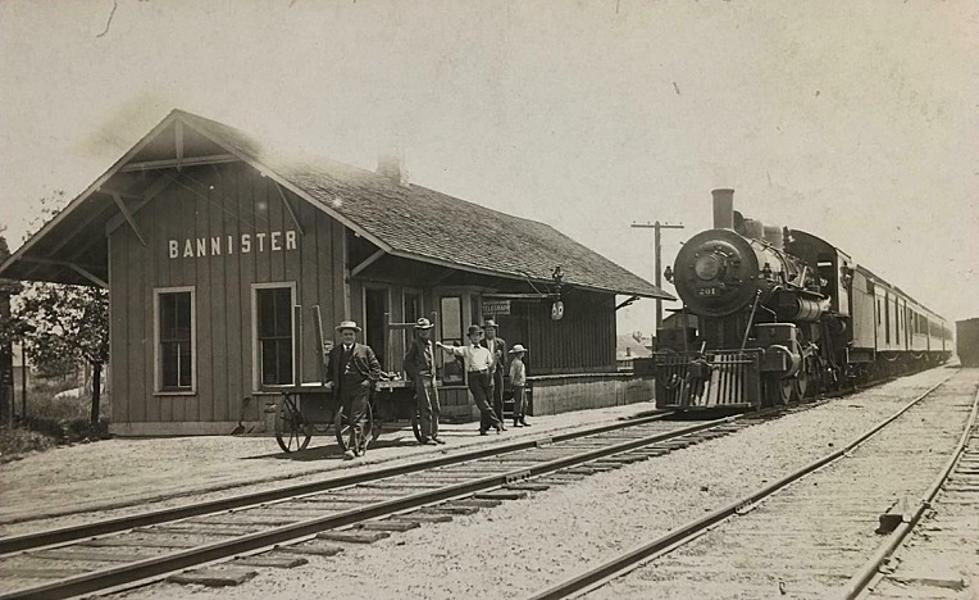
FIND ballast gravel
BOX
[119,367,955,600]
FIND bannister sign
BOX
[168,230,298,259]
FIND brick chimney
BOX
[377,153,408,186]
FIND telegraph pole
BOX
[631,220,685,331]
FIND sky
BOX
[1,0,977,335]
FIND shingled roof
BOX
[1,109,671,299]
[175,110,671,299]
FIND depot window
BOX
[155,287,196,393]
[253,283,295,387]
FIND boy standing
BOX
[508,344,530,427]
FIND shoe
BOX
[343,449,356,460]
[432,437,446,445]
[520,418,531,427]
[513,420,521,428]
[494,424,503,434]
[479,430,488,436]
[419,437,430,445]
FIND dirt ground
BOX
[0,401,657,534]
[117,367,960,600]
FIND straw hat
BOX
[509,344,528,354]
[335,320,362,332]
[483,318,499,329]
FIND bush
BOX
[0,427,58,463]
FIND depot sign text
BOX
[168,230,298,259]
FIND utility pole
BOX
[631,220,685,331]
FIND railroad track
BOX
[0,392,849,600]
[525,372,976,600]
[844,379,979,599]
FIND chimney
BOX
[377,153,408,186]
[711,188,735,229]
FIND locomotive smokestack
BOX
[763,225,784,250]
[711,188,735,229]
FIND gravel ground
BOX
[116,366,957,600]
[0,402,656,536]
[866,405,979,600]
[588,367,976,599]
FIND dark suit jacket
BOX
[325,343,382,386]
[480,336,507,377]
[403,338,436,381]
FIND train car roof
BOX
[791,230,945,323]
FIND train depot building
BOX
[0,110,671,436]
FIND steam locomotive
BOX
[655,188,951,410]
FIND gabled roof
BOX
[1,109,672,300]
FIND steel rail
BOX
[0,414,738,600]
[840,381,979,599]
[0,411,684,555]
[524,374,955,600]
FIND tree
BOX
[16,284,109,424]
[7,191,110,425]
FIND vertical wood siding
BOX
[110,163,346,425]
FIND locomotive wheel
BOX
[334,404,375,455]
[274,404,312,453]
[763,376,794,406]
[795,374,809,401]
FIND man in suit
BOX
[480,318,507,428]
[403,317,444,446]
[325,320,382,459]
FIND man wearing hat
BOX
[325,320,382,459]
[480,318,508,428]
[437,325,503,435]
[403,317,443,445]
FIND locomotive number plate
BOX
[696,288,719,297]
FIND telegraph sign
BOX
[482,299,511,316]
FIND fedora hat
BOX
[467,324,484,336]
[335,320,362,332]
[414,317,435,330]
[482,318,499,329]
[509,344,528,354]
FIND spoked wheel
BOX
[763,375,795,407]
[274,397,313,453]
[410,409,425,443]
[334,403,375,454]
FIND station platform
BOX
[0,401,657,535]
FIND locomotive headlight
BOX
[694,253,724,281]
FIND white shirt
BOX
[448,344,494,372]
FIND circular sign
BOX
[551,300,565,321]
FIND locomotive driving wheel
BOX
[763,375,795,407]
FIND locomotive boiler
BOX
[655,188,950,410]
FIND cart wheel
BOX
[334,404,375,454]
[410,410,425,443]
[274,402,312,453]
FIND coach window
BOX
[253,283,296,388]
[154,287,196,394]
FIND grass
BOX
[1,376,112,464]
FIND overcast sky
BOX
[1,0,977,334]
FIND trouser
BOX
[414,376,440,439]
[491,367,505,421]
[468,371,501,432]
[339,379,371,451]
[512,385,526,420]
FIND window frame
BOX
[153,286,197,395]
[251,281,297,391]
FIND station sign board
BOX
[482,299,511,316]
